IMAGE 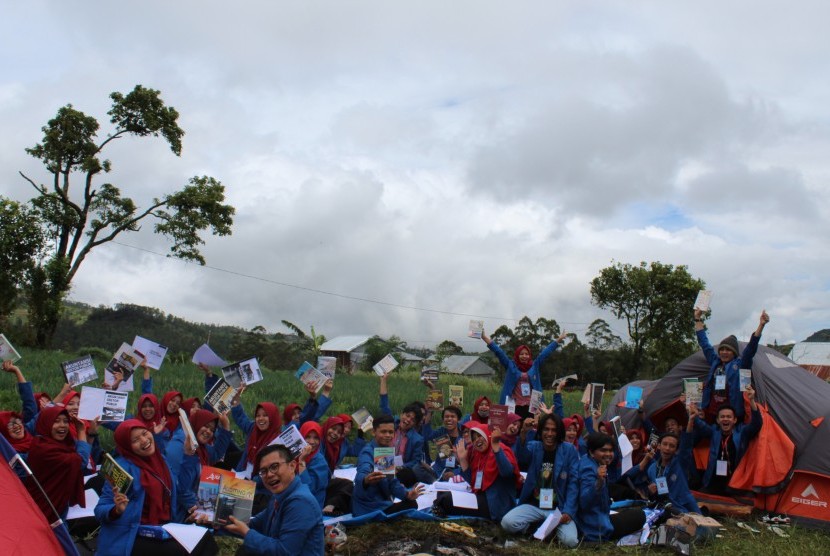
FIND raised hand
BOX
[112,486,129,515]
[406,483,426,500]
[153,417,167,435]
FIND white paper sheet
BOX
[66,489,99,520]
[332,467,358,482]
[450,490,479,509]
[532,508,562,540]
[621,453,633,474]
[161,523,209,554]
[133,336,168,370]
[191,343,227,367]
[429,480,471,492]
[417,490,438,510]
[618,432,634,457]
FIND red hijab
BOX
[626,428,647,465]
[0,411,33,453]
[161,391,182,433]
[189,409,219,466]
[300,421,322,461]
[26,406,86,518]
[33,391,51,408]
[245,402,281,473]
[60,391,85,438]
[467,424,521,492]
[282,403,301,426]
[180,397,201,416]
[114,420,173,525]
[501,413,523,447]
[136,393,161,431]
[471,396,491,424]
[321,415,348,471]
[513,345,533,372]
[569,413,585,437]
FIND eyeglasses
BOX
[258,461,288,478]
[6,418,23,428]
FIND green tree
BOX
[589,261,705,377]
[280,321,327,361]
[0,197,46,331]
[435,340,464,358]
[362,335,407,373]
[18,85,234,346]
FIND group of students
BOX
[0,308,770,553]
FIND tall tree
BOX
[0,197,46,331]
[18,85,234,345]
[590,261,705,377]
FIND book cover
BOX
[433,435,454,460]
[204,377,237,415]
[61,355,98,388]
[373,447,396,475]
[610,415,623,438]
[178,408,199,451]
[551,373,578,388]
[0,334,21,363]
[581,384,591,405]
[529,390,543,415]
[222,357,263,389]
[589,383,605,412]
[270,424,308,460]
[624,385,643,409]
[101,453,134,493]
[213,474,255,526]
[132,336,168,370]
[739,369,752,392]
[425,389,444,411]
[194,466,234,522]
[372,354,399,376]
[467,320,484,339]
[78,386,128,422]
[351,407,374,433]
[420,365,439,382]
[317,356,337,379]
[683,378,702,409]
[694,290,713,312]
[448,385,464,409]
[295,361,327,393]
[104,342,144,392]
[489,404,508,432]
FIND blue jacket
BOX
[300,450,330,509]
[169,426,233,509]
[353,440,410,516]
[694,407,762,488]
[698,329,760,421]
[460,449,519,521]
[241,476,325,556]
[489,340,561,405]
[515,439,580,518]
[421,424,462,477]
[576,456,613,542]
[645,451,700,514]
[94,454,194,556]
[379,394,425,469]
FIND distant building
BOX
[319,335,371,373]
[441,355,496,379]
[789,342,830,380]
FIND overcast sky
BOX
[2,1,828,352]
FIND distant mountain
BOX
[805,329,830,342]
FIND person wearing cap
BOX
[695,309,769,423]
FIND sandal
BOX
[736,522,760,534]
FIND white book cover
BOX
[270,424,308,460]
[373,354,399,376]
[694,290,713,312]
[468,320,484,339]
[191,344,227,367]
[78,386,129,422]
[104,342,144,392]
[295,361,327,393]
[0,334,21,363]
[222,357,263,389]
[317,356,337,379]
[133,336,168,370]
[178,408,199,451]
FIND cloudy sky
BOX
[2,1,828,352]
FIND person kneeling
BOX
[226,444,324,555]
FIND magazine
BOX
[213,474,256,526]
[425,389,444,411]
[468,320,484,339]
[694,290,713,312]
[489,404,508,432]
[295,361,327,393]
[317,356,337,379]
[204,377,237,415]
[448,385,464,409]
[78,386,128,423]
[104,342,144,392]
[61,355,98,388]
[0,334,21,363]
[739,369,752,392]
[178,408,199,452]
[269,424,308,460]
[132,336,168,370]
[351,407,374,433]
[222,357,262,389]
[373,447,396,475]
[194,466,234,522]
[420,365,439,382]
[529,390,543,415]
[101,453,134,493]
[372,354,399,376]
[683,378,702,409]
[589,383,605,412]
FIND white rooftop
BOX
[319,335,371,352]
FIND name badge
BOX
[521,383,531,397]
[716,459,728,476]
[715,375,726,390]
[445,456,456,468]
[394,455,404,468]
[655,476,669,495]
[474,471,483,490]
[539,488,554,509]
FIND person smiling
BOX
[298,421,331,509]
[225,444,324,555]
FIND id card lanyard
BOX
[717,436,730,476]
[715,366,726,391]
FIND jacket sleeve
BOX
[379,393,393,417]
[534,340,560,367]
[95,478,119,524]
[310,395,332,422]
[742,407,763,443]
[18,382,38,423]
[578,462,602,509]
[176,454,200,514]
[165,428,186,474]
[141,377,153,395]
[488,342,515,373]
[515,438,534,467]
[241,495,317,556]
[207,427,232,464]
[231,404,255,436]
[696,329,718,366]
[561,447,580,518]
[403,432,424,468]
[76,440,93,471]
[495,449,515,477]
[553,392,564,419]
[740,333,761,369]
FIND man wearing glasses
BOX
[225,444,324,555]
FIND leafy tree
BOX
[584,319,623,351]
[17,85,234,346]
[361,335,407,373]
[280,321,327,361]
[590,261,705,377]
[0,197,46,330]
[435,340,464,358]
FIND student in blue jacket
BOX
[637,433,700,514]
[576,432,646,542]
[378,373,430,485]
[481,330,567,418]
[421,405,464,480]
[298,421,331,509]
[352,414,426,517]
[502,413,580,547]
[225,444,324,555]
[695,309,768,422]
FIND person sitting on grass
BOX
[636,432,700,513]
[352,414,426,517]
[421,405,464,480]
[502,413,580,548]
[298,421,331,509]
[378,372,431,485]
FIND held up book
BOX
[739,369,752,392]
[624,385,643,409]
[213,474,256,527]
[317,356,337,379]
[489,404,508,432]
[425,389,444,411]
[529,390,543,415]
[295,361,327,393]
[694,290,713,312]
[77,386,128,422]
[178,408,199,452]
[194,466,234,522]
[372,354,399,376]
[448,385,464,409]
[104,342,144,392]
[222,357,263,389]
[0,334,21,363]
[351,407,374,433]
[683,378,702,409]
[420,365,439,382]
[589,383,605,413]
[373,447,396,475]
[551,373,578,388]
[61,355,98,388]
[101,453,134,494]
[132,336,168,370]
[204,377,238,415]
[468,320,484,339]
[434,435,454,460]
[270,424,308,460]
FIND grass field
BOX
[5,347,830,555]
